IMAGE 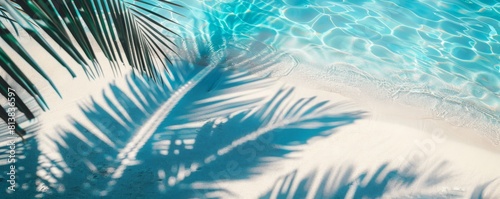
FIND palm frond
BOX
[0,0,184,138]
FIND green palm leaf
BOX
[0,0,184,138]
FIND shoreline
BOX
[215,75,500,198]
[276,60,500,151]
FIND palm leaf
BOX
[0,0,184,138]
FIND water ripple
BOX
[172,0,500,141]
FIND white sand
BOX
[214,83,500,198]
[2,28,500,198]
[34,61,500,198]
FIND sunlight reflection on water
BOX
[164,0,500,138]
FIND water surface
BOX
[166,0,500,141]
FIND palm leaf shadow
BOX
[260,163,414,199]
[29,60,198,196]
[259,160,466,199]
[155,88,364,198]
[28,61,364,198]
[24,76,173,198]
[0,120,41,198]
[471,178,500,199]
[0,138,42,199]
[99,71,292,197]
[27,59,279,197]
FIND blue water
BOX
[164,0,500,137]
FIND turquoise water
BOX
[166,0,499,137]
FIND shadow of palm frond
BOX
[29,59,281,198]
[0,104,40,198]
[259,159,468,199]
[162,88,364,198]
[24,59,195,196]
[0,134,43,198]
[260,163,414,199]
[471,178,500,199]
[27,78,170,197]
